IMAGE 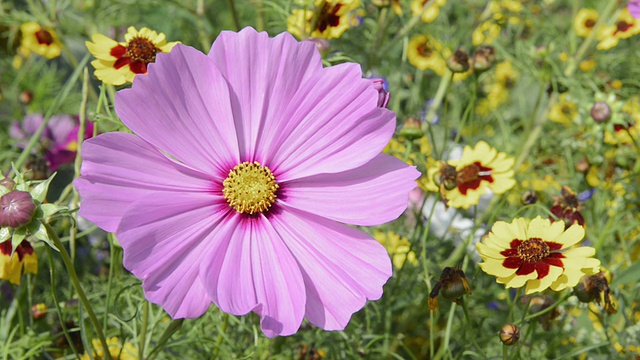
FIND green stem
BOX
[146,319,184,360]
[46,246,81,359]
[502,344,508,360]
[139,301,149,359]
[226,0,241,31]
[368,7,389,69]
[521,292,571,324]
[213,313,229,359]
[424,70,453,129]
[44,223,113,360]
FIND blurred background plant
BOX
[1,0,639,358]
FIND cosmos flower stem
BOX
[213,312,229,359]
[13,53,91,174]
[45,246,82,358]
[521,292,571,325]
[44,222,114,360]
[423,70,452,128]
[139,301,149,358]
[146,319,184,360]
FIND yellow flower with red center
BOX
[86,27,179,86]
[287,0,362,40]
[407,35,471,81]
[574,9,599,38]
[597,8,640,50]
[549,93,578,125]
[0,240,37,285]
[20,22,62,59]
[410,0,447,24]
[425,141,515,209]
[81,337,138,360]
[477,217,600,294]
[472,21,501,45]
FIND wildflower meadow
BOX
[2,0,640,359]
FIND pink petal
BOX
[74,132,215,232]
[116,44,241,177]
[117,192,232,318]
[281,154,419,226]
[630,0,640,19]
[200,213,306,337]
[208,27,323,162]
[270,206,392,330]
[269,63,396,180]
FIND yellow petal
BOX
[557,224,586,249]
[524,265,563,294]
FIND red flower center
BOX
[456,162,493,195]
[127,37,159,64]
[0,240,34,261]
[584,19,596,29]
[417,41,433,57]
[614,20,633,35]
[35,29,54,45]
[517,238,550,263]
[316,3,343,32]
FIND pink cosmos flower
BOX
[10,114,94,171]
[74,27,419,337]
[629,0,640,19]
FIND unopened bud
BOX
[499,324,520,346]
[19,91,33,105]
[521,190,538,205]
[472,45,496,72]
[371,78,390,108]
[32,303,47,320]
[0,179,16,191]
[305,38,330,55]
[590,101,611,123]
[447,49,470,73]
[399,117,424,140]
[0,190,36,228]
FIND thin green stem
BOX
[226,0,241,31]
[44,223,113,360]
[139,301,149,359]
[213,313,229,359]
[521,292,571,324]
[46,246,81,359]
[146,319,184,360]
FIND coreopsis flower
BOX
[476,217,601,294]
[425,141,515,209]
[574,9,599,38]
[86,27,179,85]
[20,22,62,59]
[597,8,640,50]
[428,267,471,311]
[472,21,501,45]
[0,240,37,285]
[74,27,419,337]
[81,337,137,360]
[408,35,472,81]
[287,0,362,40]
[373,230,418,269]
[410,0,447,24]
[549,94,578,125]
[549,186,584,228]
[10,114,95,171]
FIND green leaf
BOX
[30,173,57,203]
[32,221,59,251]
[10,227,26,254]
[0,228,10,242]
[40,203,66,218]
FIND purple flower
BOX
[370,78,390,108]
[74,28,419,337]
[629,0,640,19]
[10,114,95,171]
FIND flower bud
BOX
[19,90,33,105]
[499,324,520,346]
[590,101,611,123]
[304,38,331,55]
[32,303,47,320]
[371,78,390,108]
[0,190,36,228]
[0,178,16,191]
[447,49,470,73]
[399,117,424,140]
[472,45,496,72]
[521,190,537,205]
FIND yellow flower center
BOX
[127,37,158,64]
[222,162,279,215]
[517,238,550,263]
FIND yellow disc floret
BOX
[223,162,279,215]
